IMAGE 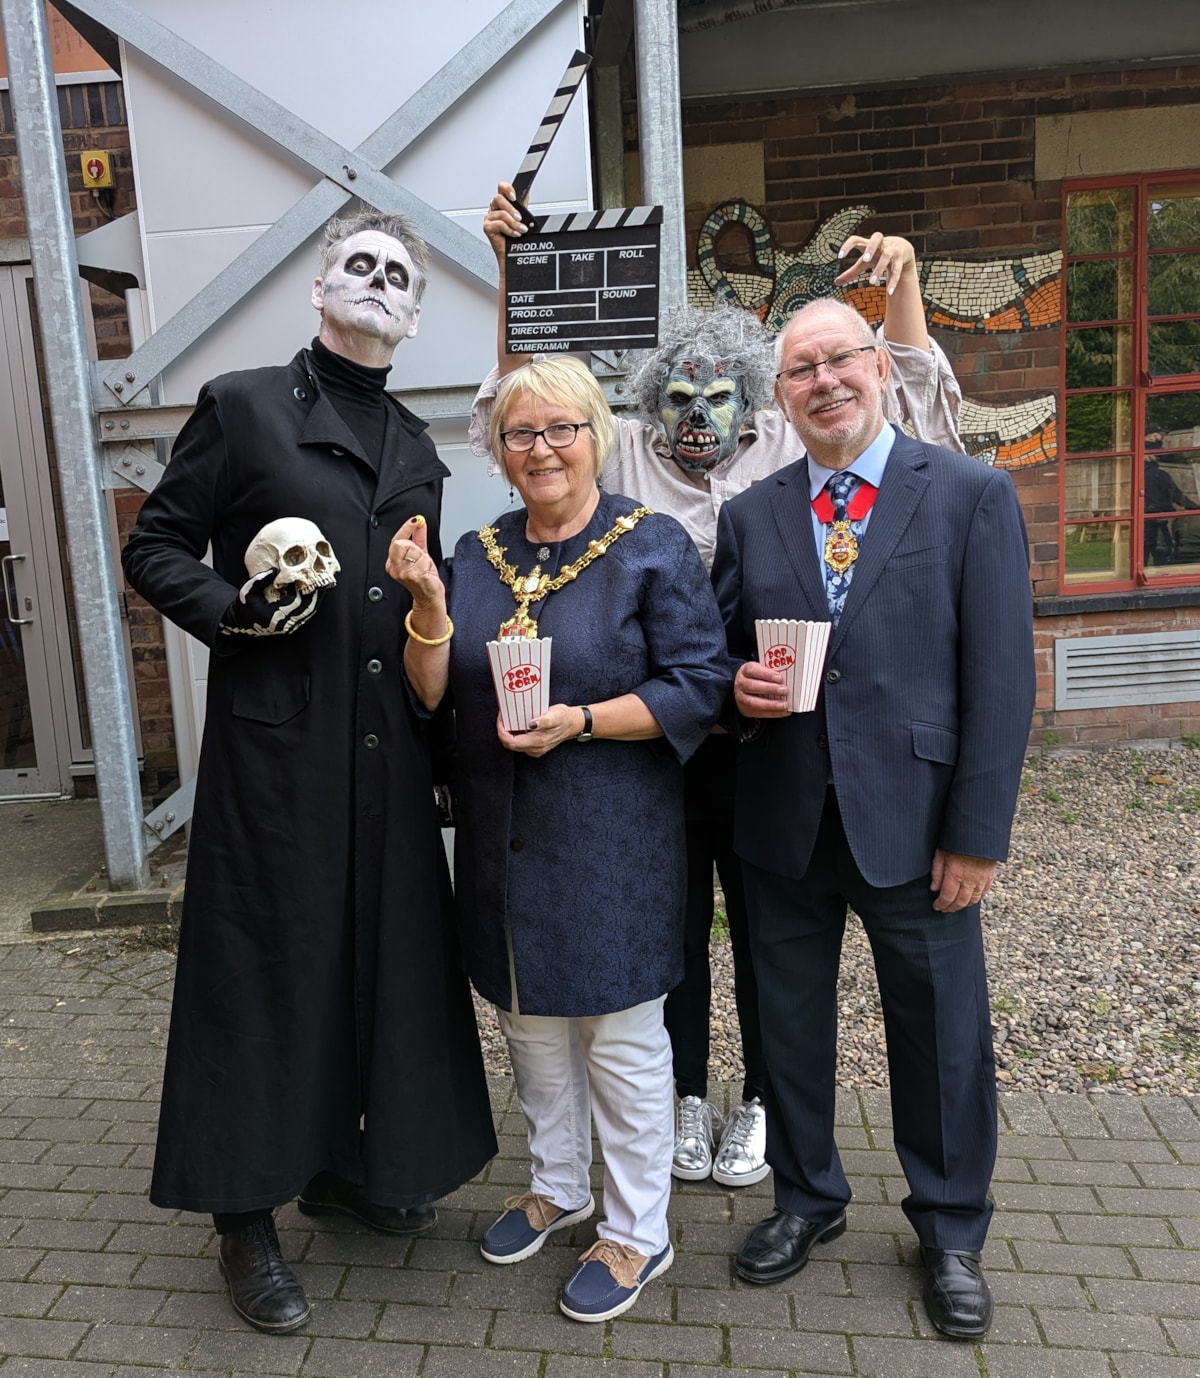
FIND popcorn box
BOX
[487,637,552,733]
[754,619,832,713]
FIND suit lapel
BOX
[831,436,930,649]
[769,464,829,621]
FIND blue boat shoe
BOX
[480,1190,595,1264]
[559,1238,674,1322]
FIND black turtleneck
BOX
[308,337,391,473]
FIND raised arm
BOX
[485,181,532,379]
[835,231,929,352]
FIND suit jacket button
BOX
[367,586,383,602]
[825,668,841,683]
[292,386,307,401]
[370,515,379,528]
[511,837,524,852]
[367,658,382,674]
[332,446,345,456]
[816,733,828,748]
[363,734,379,749]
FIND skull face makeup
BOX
[658,357,748,473]
[630,304,776,477]
[312,231,421,362]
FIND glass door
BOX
[0,273,69,796]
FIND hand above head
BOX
[834,231,918,295]
[930,849,998,913]
[386,514,445,606]
[484,181,527,263]
[497,703,584,757]
[734,661,791,719]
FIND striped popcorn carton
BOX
[754,619,832,713]
[487,637,552,733]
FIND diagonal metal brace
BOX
[71,0,562,403]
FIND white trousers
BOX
[497,995,673,1258]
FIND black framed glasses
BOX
[775,345,878,388]
[500,421,592,452]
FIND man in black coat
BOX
[711,298,1034,1340]
[122,210,497,1335]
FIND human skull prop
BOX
[242,517,340,603]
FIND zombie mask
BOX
[312,230,420,353]
[658,356,751,473]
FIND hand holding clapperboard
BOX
[488,50,665,732]
[500,50,663,358]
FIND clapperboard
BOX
[504,51,662,355]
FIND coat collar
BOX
[289,351,448,500]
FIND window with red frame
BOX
[1061,175,1200,590]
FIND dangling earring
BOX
[508,484,515,504]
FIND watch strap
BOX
[576,705,594,741]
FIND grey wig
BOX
[628,303,777,421]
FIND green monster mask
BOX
[657,356,752,474]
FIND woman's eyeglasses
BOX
[500,422,592,452]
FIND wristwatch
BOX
[576,705,594,742]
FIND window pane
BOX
[1063,521,1130,583]
[1147,250,1200,316]
[1148,320,1200,378]
[1064,457,1131,519]
[1144,515,1200,577]
[1147,184,1200,249]
[1145,393,1200,438]
[1067,187,1134,254]
[1064,391,1131,454]
[1145,452,1199,513]
[1065,259,1134,323]
[1064,325,1133,389]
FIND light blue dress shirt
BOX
[806,421,898,568]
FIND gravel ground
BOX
[475,744,1200,1094]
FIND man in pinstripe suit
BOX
[710,298,1035,1339]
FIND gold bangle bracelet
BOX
[404,608,454,646]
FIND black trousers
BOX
[743,788,997,1251]
[664,733,764,1104]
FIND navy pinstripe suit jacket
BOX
[711,431,1035,889]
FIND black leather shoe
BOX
[218,1213,311,1334]
[297,1172,437,1236]
[735,1206,847,1285]
[922,1248,993,1338]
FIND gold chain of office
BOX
[478,506,653,640]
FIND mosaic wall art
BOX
[685,200,1063,469]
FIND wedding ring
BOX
[403,555,418,564]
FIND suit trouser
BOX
[743,789,997,1251]
[665,734,764,1103]
[497,996,673,1258]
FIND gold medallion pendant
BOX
[824,520,859,576]
[479,506,653,641]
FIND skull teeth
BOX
[677,430,718,452]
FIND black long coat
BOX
[122,348,497,1214]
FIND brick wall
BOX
[654,65,1200,749]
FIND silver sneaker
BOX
[672,1096,723,1181]
[712,1097,769,1187]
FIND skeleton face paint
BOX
[311,231,421,359]
[657,356,751,473]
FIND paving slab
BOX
[0,938,1197,1377]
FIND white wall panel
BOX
[121,0,591,403]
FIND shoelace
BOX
[723,1102,761,1151]
[503,1190,560,1232]
[577,1237,644,1290]
[677,1100,708,1144]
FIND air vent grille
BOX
[1054,630,1200,710]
